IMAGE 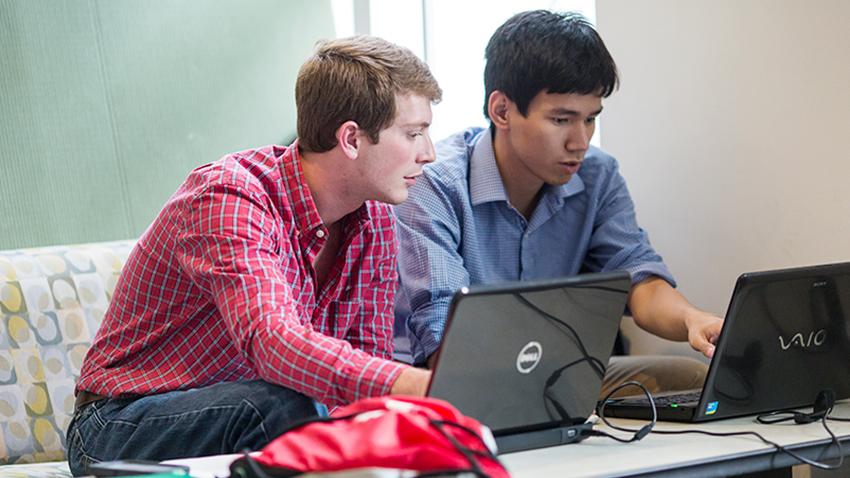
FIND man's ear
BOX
[487,91,511,130]
[336,120,361,160]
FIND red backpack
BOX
[230,396,510,477]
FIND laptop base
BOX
[496,422,593,454]
[601,399,699,422]
[602,389,702,422]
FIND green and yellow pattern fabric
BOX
[0,241,133,465]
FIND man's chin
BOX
[377,191,409,206]
[547,174,574,186]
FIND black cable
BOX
[757,390,836,427]
[593,381,657,443]
[649,415,844,470]
[514,292,614,423]
[514,293,606,378]
[543,355,610,422]
[430,419,503,461]
[595,385,845,470]
[230,450,279,478]
[418,419,505,478]
[425,424,486,477]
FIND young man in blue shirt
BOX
[394,10,723,396]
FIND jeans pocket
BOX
[67,410,93,476]
[68,400,112,473]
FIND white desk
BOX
[169,401,850,478]
[503,401,850,477]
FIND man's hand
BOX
[390,366,432,396]
[630,277,723,358]
[684,309,723,358]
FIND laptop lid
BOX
[427,272,630,434]
[692,262,850,421]
[604,262,850,422]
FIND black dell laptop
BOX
[603,262,850,422]
[426,271,631,453]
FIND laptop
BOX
[602,262,850,422]
[426,271,631,453]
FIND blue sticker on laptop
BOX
[705,401,719,415]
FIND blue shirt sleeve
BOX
[582,158,676,287]
[394,171,471,364]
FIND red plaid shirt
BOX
[77,143,407,406]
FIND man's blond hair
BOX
[296,36,442,153]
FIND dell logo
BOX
[779,329,826,350]
[516,341,543,374]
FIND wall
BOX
[596,0,850,355]
[0,0,334,250]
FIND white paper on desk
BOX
[298,470,416,478]
[162,453,243,478]
[162,454,418,478]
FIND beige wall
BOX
[596,0,850,352]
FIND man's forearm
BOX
[628,277,692,340]
[628,277,723,357]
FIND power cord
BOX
[757,390,835,425]
[514,293,606,378]
[593,385,845,470]
[591,381,657,442]
[650,416,844,470]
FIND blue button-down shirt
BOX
[395,127,675,364]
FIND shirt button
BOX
[316,230,326,238]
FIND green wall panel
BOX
[0,0,334,249]
[1,1,131,247]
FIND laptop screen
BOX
[698,262,850,420]
[427,272,630,434]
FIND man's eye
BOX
[552,117,569,124]
[586,116,597,124]
[408,131,423,138]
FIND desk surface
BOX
[168,401,850,478]
[502,400,850,477]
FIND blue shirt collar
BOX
[469,129,585,207]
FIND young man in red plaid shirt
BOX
[67,36,441,475]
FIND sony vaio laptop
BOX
[426,271,631,454]
[603,262,850,422]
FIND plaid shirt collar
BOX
[282,141,372,245]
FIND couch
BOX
[0,241,135,476]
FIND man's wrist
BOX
[682,307,699,332]
[684,307,718,331]
[390,366,431,396]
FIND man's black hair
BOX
[483,10,619,119]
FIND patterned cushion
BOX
[0,241,134,465]
[0,461,72,477]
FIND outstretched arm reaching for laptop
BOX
[628,277,723,358]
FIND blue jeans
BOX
[65,380,319,476]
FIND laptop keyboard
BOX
[616,390,702,407]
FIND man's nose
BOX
[567,123,592,151]
[418,135,436,164]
